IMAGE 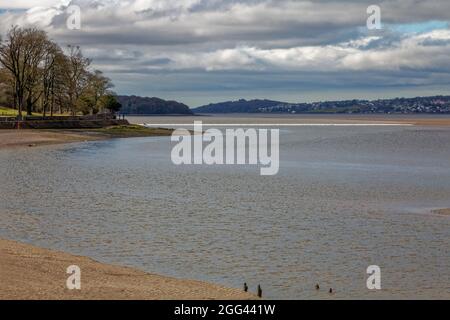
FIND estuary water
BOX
[0,116,449,299]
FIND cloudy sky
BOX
[1,0,450,106]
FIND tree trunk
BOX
[50,94,54,117]
[26,94,33,116]
[15,82,23,120]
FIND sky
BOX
[1,0,450,107]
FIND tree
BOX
[99,94,122,113]
[23,31,51,115]
[0,67,14,108]
[0,26,115,118]
[51,52,72,115]
[0,27,51,117]
[64,45,91,115]
[78,94,96,115]
[41,42,62,117]
[83,70,114,114]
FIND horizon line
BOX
[141,123,413,127]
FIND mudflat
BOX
[0,130,105,149]
[0,126,175,149]
[432,208,450,216]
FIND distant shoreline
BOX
[127,114,450,126]
[0,238,255,300]
[122,113,207,117]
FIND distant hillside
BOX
[193,99,287,113]
[193,96,450,114]
[117,95,193,115]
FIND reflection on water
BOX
[0,124,449,299]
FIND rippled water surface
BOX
[1,121,449,299]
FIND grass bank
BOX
[0,106,71,117]
[85,124,174,137]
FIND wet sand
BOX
[0,127,174,150]
[0,130,106,149]
[432,208,450,216]
[0,239,255,300]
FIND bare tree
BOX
[64,45,91,115]
[0,67,14,109]
[83,70,114,114]
[0,27,50,118]
[41,42,63,117]
[1,26,114,119]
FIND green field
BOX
[0,107,20,116]
[0,107,73,117]
[0,107,42,116]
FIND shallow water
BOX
[0,121,449,299]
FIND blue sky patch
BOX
[387,21,448,34]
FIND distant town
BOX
[193,96,450,114]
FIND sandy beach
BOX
[0,238,255,300]
[0,126,175,149]
[0,130,106,149]
[432,208,450,216]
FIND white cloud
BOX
[0,0,65,9]
[122,31,450,73]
